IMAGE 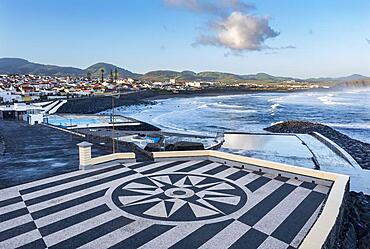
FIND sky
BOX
[1,0,369,78]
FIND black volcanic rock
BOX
[172,141,204,151]
[333,192,370,249]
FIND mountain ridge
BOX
[0,58,139,78]
[0,58,368,83]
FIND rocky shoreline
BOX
[265,121,370,249]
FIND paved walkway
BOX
[0,160,330,248]
[0,120,106,189]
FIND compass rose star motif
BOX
[112,173,247,221]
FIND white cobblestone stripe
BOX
[0,160,332,248]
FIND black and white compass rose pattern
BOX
[112,173,247,222]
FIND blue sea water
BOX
[111,88,370,144]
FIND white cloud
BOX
[366,38,370,45]
[164,0,284,53]
[195,12,279,51]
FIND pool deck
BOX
[0,156,335,249]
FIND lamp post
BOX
[111,93,120,154]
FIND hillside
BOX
[0,58,84,76]
[140,70,183,82]
[196,71,241,82]
[140,70,242,82]
[0,58,140,78]
[85,63,141,79]
[307,74,369,83]
[338,79,370,88]
[241,73,296,81]
[139,70,297,83]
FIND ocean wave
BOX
[270,103,281,110]
[267,96,285,102]
[205,94,244,100]
[317,96,347,106]
[197,104,209,109]
[151,115,186,131]
[102,91,370,144]
[270,121,284,126]
[208,102,245,109]
[324,123,370,130]
[203,102,257,114]
[223,109,257,114]
[317,93,352,105]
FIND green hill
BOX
[241,73,296,81]
[0,58,140,78]
[306,74,369,82]
[140,70,241,82]
[139,70,294,83]
[0,58,84,76]
[140,70,182,82]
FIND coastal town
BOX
[0,72,327,104]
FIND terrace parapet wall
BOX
[78,143,349,249]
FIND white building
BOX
[0,103,42,122]
[0,89,23,103]
[152,82,165,88]
[0,100,67,125]
[23,108,44,125]
[185,82,201,88]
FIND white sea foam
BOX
[270,121,284,126]
[197,104,209,109]
[324,123,370,129]
[317,93,349,106]
[317,96,335,105]
[209,102,245,109]
[267,96,285,102]
[270,103,281,110]
[223,109,257,114]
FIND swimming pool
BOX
[47,115,132,128]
